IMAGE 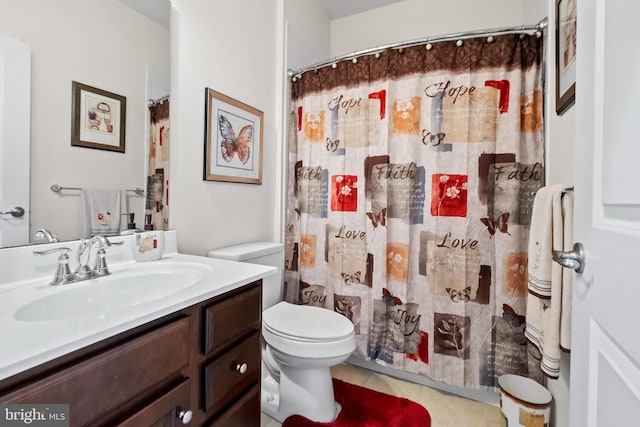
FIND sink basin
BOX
[14,263,210,322]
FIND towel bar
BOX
[50,184,144,195]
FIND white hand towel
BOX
[81,189,122,237]
[525,184,573,378]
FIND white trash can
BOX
[498,374,552,427]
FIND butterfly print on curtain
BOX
[287,33,545,390]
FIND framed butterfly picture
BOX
[204,88,263,184]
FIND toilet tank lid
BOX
[207,242,283,261]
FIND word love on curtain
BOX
[284,33,545,390]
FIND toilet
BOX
[207,242,356,423]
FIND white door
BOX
[569,0,640,426]
[0,33,30,247]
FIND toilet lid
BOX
[263,302,354,342]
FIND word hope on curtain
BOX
[285,32,544,390]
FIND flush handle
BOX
[552,242,585,274]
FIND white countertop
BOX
[0,232,276,381]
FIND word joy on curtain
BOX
[285,32,545,391]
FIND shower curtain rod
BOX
[147,95,169,107]
[290,18,548,76]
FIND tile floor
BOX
[260,363,506,426]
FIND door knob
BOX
[0,206,25,217]
[552,242,585,274]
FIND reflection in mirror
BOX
[0,0,170,248]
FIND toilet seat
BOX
[263,301,354,341]
[262,302,356,359]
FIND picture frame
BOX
[71,81,126,152]
[204,88,263,184]
[556,0,577,115]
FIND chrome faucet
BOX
[33,236,123,285]
[74,239,96,281]
[32,228,59,243]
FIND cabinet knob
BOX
[178,409,192,424]
[234,362,248,374]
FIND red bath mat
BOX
[281,378,431,427]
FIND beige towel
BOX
[81,189,126,237]
[525,185,573,378]
[560,191,573,351]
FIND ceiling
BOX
[117,0,406,28]
[118,0,170,28]
[318,0,406,19]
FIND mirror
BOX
[0,0,170,248]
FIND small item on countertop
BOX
[132,230,164,261]
[144,213,154,230]
[120,213,138,235]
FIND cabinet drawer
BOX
[116,378,191,427]
[207,384,260,427]
[1,317,190,426]
[203,331,260,414]
[203,284,261,355]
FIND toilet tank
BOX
[207,242,284,310]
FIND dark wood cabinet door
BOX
[203,285,261,356]
[207,384,260,427]
[203,332,261,414]
[116,378,191,427]
[0,318,190,427]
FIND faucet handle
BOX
[90,236,122,277]
[33,247,71,257]
[33,247,74,286]
[91,235,124,248]
[93,248,111,277]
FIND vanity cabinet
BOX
[0,280,262,427]
[200,285,261,425]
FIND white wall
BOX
[0,0,170,242]
[170,0,281,255]
[330,0,526,57]
[284,0,331,71]
[543,6,576,187]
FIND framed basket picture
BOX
[71,81,126,152]
[204,88,263,184]
[556,0,577,114]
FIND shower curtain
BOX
[146,99,170,231]
[284,33,545,390]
